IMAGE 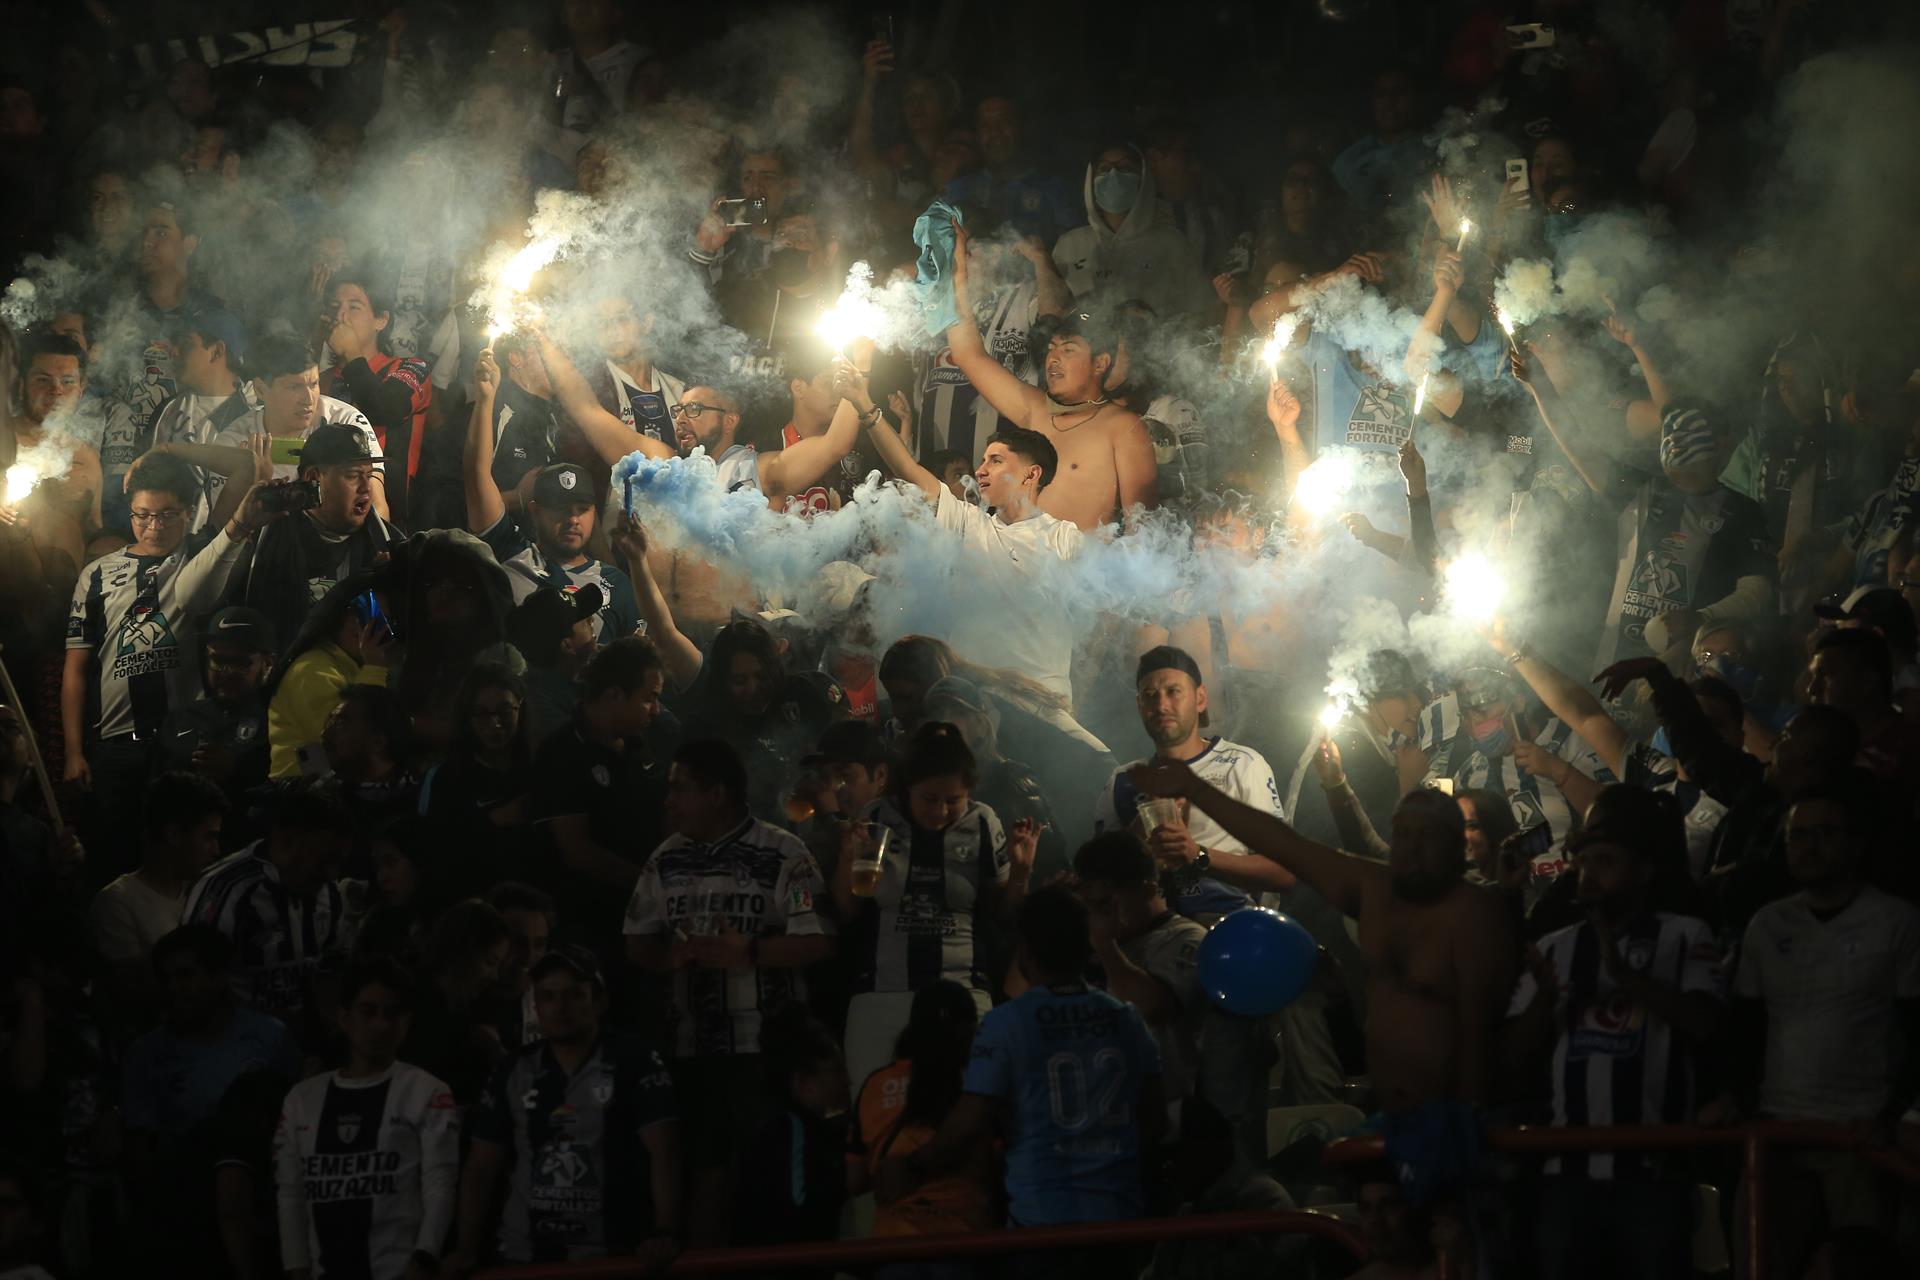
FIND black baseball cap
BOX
[529,942,606,990]
[801,719,889,770]
[299,423,381,468]
[1135,645,1203,688]
[506,583,605,658]
[201,605,276,654]
[531,463,594,509]
[1814,585,1918,653]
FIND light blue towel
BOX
[913,199,965,338]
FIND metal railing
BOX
[1321,1120,1920,1280]
[477,1208,1368,1277]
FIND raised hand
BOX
[1591,656,1668,702]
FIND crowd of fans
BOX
[2,1,1920,1277]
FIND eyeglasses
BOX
[669,402,728,421]
[129,509,186,528]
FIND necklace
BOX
[1047,397,1110,432]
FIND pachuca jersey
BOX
[479,516,640,646]
[274,1062,459,1278]
[850,796,1008,995]
[149,387,258,531]
[470,1035,677,1262]
[66,528,247,739]
[182,841,355,1020]
[623,817,831,1058]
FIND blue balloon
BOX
[1198,907,1318,1016]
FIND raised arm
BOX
[859,386,945,503]
[534,325,675,466]
[1604,299,1672,443]
[608,513,703,688]
[464,348,507,533]
[757,362,865,502]
[1405,247,1467,420]
[944,225,1046,427]
[1013,235,1074,320]
[1500,634,1629,775]
[1130,760,1382,918]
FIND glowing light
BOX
[1443,552,1508,624]
[1259,314,1298,374]
[1292,451,1357,520]
[1496,307,1516,337]
[4,464,38,504]
[484,236,564,341]
[816,263,883,353]
[1319,679,1357,729]
[1413,373,1429,416]
[1455,218,1472,252]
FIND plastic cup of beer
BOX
[783,784,817,825]
[1135,796,1183,837]
[850,823,891,897]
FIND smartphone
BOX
[872,13,894,47]
[716,197,769,228]
[1506,157,1530,190]
[1427,777,1456,797]
[270,436,306,468]
[1506,23,1556,50]
[256,479,320,513]
[352,589,398,641]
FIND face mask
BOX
[770,247,812,288]
[1093,169,1141,215]
[1466,708,1511,757]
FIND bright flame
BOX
[1292,451,1357,520]
[1319,679,1357,729]
[4,463,38,505]
[1259,314,1299,373]
[1496,307,1516,337]
[1455,218,1472,252]
[1443,552,1508,623]
[484,236,564,340]
[816,263,883,352]
[1413,373,1429,416]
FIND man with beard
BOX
[1130,760,1516,1112]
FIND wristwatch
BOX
[1192,848,1213,874]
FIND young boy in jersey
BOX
[874,885,1162,1276]
[1502,786,1723,1279]
[274,959,459,1280]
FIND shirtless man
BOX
[946,224,1157,530]
[1131,760,1515,1111]
[5,332,104,572]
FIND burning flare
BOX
[816,263,883,353]
[1443,552,1508,624]
[4,463,38,505]
[1259,314,1299,374]
[485,236,564,341]
[1292,451,1358,520]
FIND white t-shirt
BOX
[932,485,1084,700]
[1734,886,1920,1123]
[91,872,186,961]
[711,442,761,494]
[213,396,383,481]
[1096,737,1284,854]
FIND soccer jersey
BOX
[66,528,248,739]
[623,817,832,1058]
[1509,913,1723,1178]
[469,1036,677,1263]
[1116,913,1207,1103]
[599,361,685,447]
[847,1059,996,1236]
[274,1062,460,1279]
[709,442,761,494]
[850,796,1009,994]
[1619,741,1729,880]
[149,387,257,530]
[491,380,561,492]
[182,842,355,1021]
[963,984,1161,1225]
[122,1007,300,1139]
[912,281,1040,464]
[212,396,383,481]
[1097,737,1280,917]
[1418,693,1610,871]
[479,517,640,646]
[1596,475,1772,668]
[1299,330,1415,479]
[1734,886,1920,1123]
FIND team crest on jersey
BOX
[335,1112,362,1144]
[590,1081,614,1104]
[1625,938,1654,972]
[236,719,259,743]
[591,765,611,786]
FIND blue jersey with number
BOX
[962,985,1161,1225]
